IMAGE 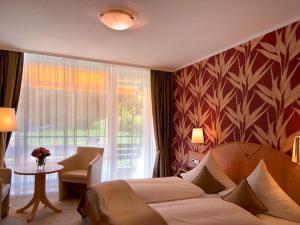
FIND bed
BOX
[78,142,300,225]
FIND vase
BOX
[36,158,46,171]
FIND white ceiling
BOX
[0,0,299,72]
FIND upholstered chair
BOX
[0,168,11,219]
[58,147,104,200]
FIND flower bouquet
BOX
[31,147,51,170]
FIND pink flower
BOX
[31,147,51,159]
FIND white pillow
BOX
[181,152,236,191]
[247,160,300,223]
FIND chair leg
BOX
[1,194,10,217]
[59,182,69,201]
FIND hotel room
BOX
[0,0,300,224]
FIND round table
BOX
[14,162,64,222]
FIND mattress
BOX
[257,214,300,225]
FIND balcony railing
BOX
[5,135,145,196]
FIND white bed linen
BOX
[150,197,264,225]
[204,192,300,225]
[257,214,300,225]
[127,177,204,203]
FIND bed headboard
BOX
[188,142,300,205]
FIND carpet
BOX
[1,193,89,225]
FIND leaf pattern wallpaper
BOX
[172,21,300,172]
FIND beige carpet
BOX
[1,193,89,225]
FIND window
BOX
[5,54,155,195]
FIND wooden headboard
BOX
[188,142,300,205]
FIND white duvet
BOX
[127,177,204,203]
[150,197,264,225]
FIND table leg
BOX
[16,173,62,222]
[16,197,35,213]
[40,174,62,213]
[27,199,39,222]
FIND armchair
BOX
[58,147,104,200]
[0,168,11,219]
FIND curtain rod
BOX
[0,45,174,72]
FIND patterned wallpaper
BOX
[172,21,300,172]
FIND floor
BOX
[1,193,89,225]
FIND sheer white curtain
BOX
[5,53,155,195]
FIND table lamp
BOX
[0,107,17,131]
[0,107,17,166]
[192,128,204,151]
[292,136,300,164]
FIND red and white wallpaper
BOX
[172,21,300,172]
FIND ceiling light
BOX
[99,10,134,31]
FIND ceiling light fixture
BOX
[99,10,134,31]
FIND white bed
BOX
[149,142,300,225]
[150,194,300,225]
[151,197,263,225]
[151,199,300,225]
[79,143,300,225]
[80,177,300,225]
[207,194,300,225]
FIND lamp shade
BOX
[99,10,134,31]
[293,136,300,164]
[0,107,16,131]
[192,128,204,144]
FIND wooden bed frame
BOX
[188,142,300,205]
